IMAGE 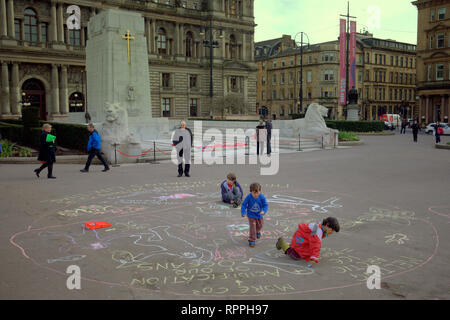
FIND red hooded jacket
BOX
[290,222,326,263]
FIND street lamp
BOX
[200,17,223,99]
[294,32,310,114]
[21,92,31,107]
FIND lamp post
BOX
[21,92,31,107]
[200,17,223,100]
[294,32,309,114]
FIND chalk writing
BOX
[267,195,342,213]
[384,233,409,245]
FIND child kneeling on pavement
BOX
[221,172,243,208]
[276,217,340,264]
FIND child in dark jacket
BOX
[80,124,110,173]
[241,182,268,247]
[276,217,340,264]
[221,172,243,208]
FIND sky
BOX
[254,0,418,45]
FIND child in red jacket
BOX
[276,217,340,264]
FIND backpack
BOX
[437,126,444,135]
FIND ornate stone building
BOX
[413,0,450,124]
[255,32,417,121]
[0,0,257,121]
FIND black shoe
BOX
[177,164,183,177]
[34,169,40,178]
[102,167,110,172]
[48,176,56,179]
[80,169,88,173]
[184,164,190,177]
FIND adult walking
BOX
[411,120,421,143]
[34,123,57,179]
[256,120,266,155]
[172,120,192,177]
[265,118,272,155]
[400,119,407,134]
[432,121,443,144]
[80,123,110,173]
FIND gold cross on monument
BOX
[121,29,135,64]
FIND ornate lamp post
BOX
[294,32,310,114]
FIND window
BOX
[437,33,444,48]
[157,28,167,54]
[280,73,285,84]
[162,73,171,88]
[358,71,362,82]
[272,90,276,99]
[290,59,294,66]
[324,70,334,81]
[322,52,335,62]
[365,70,369,81]
[390,56,393,65]
[186,31,193,57]
[400,57,403,67]
[261,91,265,100]
[431,9,435,21]
[273,61,277,68]
[14,19,21,40]
[229,34,236,59]
[69,92,85,112]
[261,76,266,85]
[162,98,170,117]
[272,74,277,84]
[366,53,370,64]
[40,23,47,43]
[379,54,382,65]
[436,64,444,80]
[280,106,285,116]
[280,89,284,100]
[395,56,399,66]
[430,35,434,49]
[281,60,285,67]
[438,8,446,20]
[308,56,312,64]
[189,75,197,88]
[390,72,393,83]
[230,76,237,90]
[307,71,312,83]
[69,29,81,46]
[428,64,432,81]
[189,98,198,116]
[289,72,293,83]
[24,8,38,42]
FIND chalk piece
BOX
[307,264,312,268]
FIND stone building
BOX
[0,0,257,122]
[255,32,417,121]
[413,0,450,124]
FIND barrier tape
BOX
[116,148,153,157]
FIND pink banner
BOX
[339,19,347,105]
[349,21,357,90]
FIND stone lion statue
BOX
[101,102,129,144]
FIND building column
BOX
[51,64,60,115]
[440,95,445,122]
[1,0,7,38]
[152,19,157,53]
[1,62,11,115]
[6,0,14,39]
[425,96,429,123]
[57,3,64,43]
[179,24,184,56]
[145,18,151,53]
[10,63,19,115]
[59,65,68,114]
[80,26,85,46]
[50,1,57,42]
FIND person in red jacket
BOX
[276,217,340,264]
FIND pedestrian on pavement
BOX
[80,123,110,173]
[172,120,192,177]
[34,123,57,179]
[276,217,340,265]
[400,119,407,134]
[256,120,266,155]
[241,182,268,247]
[265,118,272,154]
[411,119,420,143]
[432,121,443,144]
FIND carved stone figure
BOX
[348,86,358,105]
[101,102,129,144]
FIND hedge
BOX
[325,120,384,132]
[0,121,89,151]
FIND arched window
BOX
[69,92,85,112]
[24,8,38,42]
[157,28,167,55]
[186,31,193,57]
[229,34,236,59]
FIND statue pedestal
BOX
[346,104,360,121]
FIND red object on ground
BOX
[84,222,112,230]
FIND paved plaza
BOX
[0,131,449,300]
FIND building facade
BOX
[255,33,417,121]
[413,0,450,124]
[0,0,257,122]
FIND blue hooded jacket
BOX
[241,193,268,219]
[87,130,101,151]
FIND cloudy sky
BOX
[254,0,418,45]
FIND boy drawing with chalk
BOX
[241,182,268,247]
[221,172,243,208]
[276,217,340,265]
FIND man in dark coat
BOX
[34,123,57,179]
[265,119,272,154]
[411,120,421,143]
[432,121,443,144]
[256,120,266,155]
[400,119,407,134]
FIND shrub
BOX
[326,120,384,132]
[22,107,40,128]
[44,121,89,151]
[0,122,24,143]
[338,131,360,141]
[0,140,16,157]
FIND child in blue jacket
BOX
[241,182,268,247]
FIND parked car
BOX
[425,123,450,134]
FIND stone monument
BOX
[346,86,360,121]
[86,9,169,162]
